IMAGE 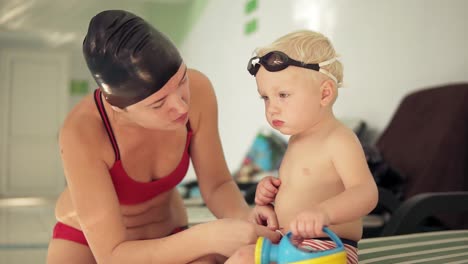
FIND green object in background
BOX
[245,18,258,35]
[245,0,258,14]
[144,0,210,46]
[70,80,89,95]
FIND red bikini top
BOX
[93,89,192,205]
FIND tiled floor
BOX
[0,198,56,264]
[0,197,216,264]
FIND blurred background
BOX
[0,0,467,263]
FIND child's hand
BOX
[289,207,331,239]
[255,176,281,206]
[248,204,279,230]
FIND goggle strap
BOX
[318,56,339,67]
[319,68,339,84]
[318,57,339,83]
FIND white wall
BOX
[0,38,94,110]
[180,0,468,178]
[0,3,153,111]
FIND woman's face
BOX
[122,64,190,130]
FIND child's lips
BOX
[272,120,284,127]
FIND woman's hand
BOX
[255,176,281,206]
[247,204,279,231]
[209,218,281,257]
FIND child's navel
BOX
[302,168,312,176]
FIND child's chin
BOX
[273,127,293,136]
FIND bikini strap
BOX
[186,119,192,132]
[93,89,121,161]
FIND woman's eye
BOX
[152,103,164,109]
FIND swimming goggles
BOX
[247,51,339,83]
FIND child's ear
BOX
[320,79,336,106]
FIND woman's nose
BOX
[169,93,188,114]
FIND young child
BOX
[227,30,378,263]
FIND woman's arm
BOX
[59,116,218,263]
[187,69,251,220]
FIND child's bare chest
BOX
[275,143,344,221]
[278,141,339,189]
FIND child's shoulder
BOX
[326,121,361,148]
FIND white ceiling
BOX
[0,0,190,48]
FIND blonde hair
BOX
[255,30,343,87]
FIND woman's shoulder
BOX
[187,69,218,133]
[63,92,99,127]
[187,68,214,93]
[60,92,108,154]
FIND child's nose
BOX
[268,102,280,114]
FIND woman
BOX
[47,10,279,264]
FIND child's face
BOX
[255,66,324,135]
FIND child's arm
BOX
[319,127,378,225]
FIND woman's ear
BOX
[111,105,125,112]
[320,79,336,106]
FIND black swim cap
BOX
[83,10,182,108]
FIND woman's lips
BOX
[174,113,188,123]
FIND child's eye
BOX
[260,95,269,101]
[279,93,289,98]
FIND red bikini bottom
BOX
[52,221,188,246]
